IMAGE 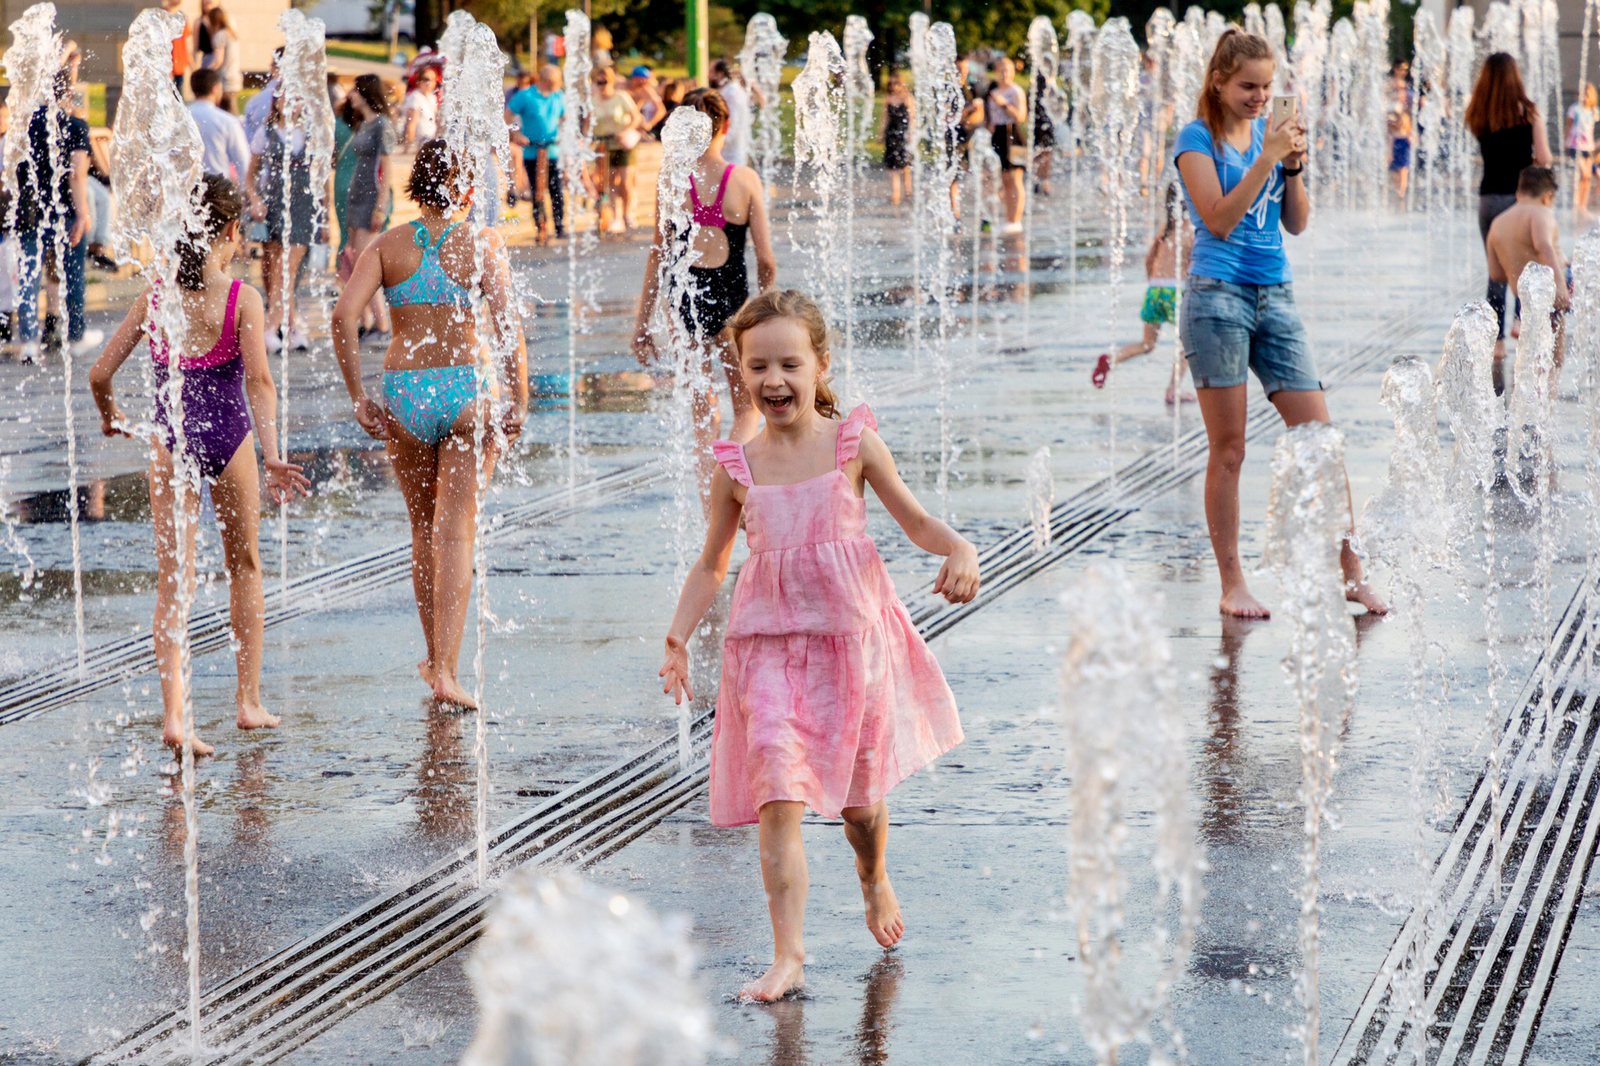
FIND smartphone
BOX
[1272,94,1299,127]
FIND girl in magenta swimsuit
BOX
[90,175,311,756]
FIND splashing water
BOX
[840,16,872,398]
[1025,446,1053,554]
[0,457,36,591]
[967,127,997,346]
[738,14,788,196]
[1059,562,1203,1065]
[1358,357,1449,1062]
[1572,233,1600,684]
[1025,15,1061,328]
[1064,12,1096,290]
[1436,300,1507,900]
[1264,4,1289,87]
[560,10,596,491]
[922,23,963,521]
[461,869,711,1065]
[1088,19,1142,487]
[1264,423,1358,1066]
[1506,263,1559,769]
[1445,7,1476,213]
[792,32,849,396]
[3,5,83,677]
[1410,11,1446,220]
[437,9,512,887]
[651,107,713,771]
[111,6,208,1050]
[274,8,336,591]
[907,11,930,385]
[1291,1,1330,201]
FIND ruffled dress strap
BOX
[713,439,754,487]
[836,404,877,468]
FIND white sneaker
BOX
[288,328,309,351]
[265,330,283,355]
[70,329,105,356]
[18,341,38,364]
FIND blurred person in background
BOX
[189,67,250,185]
[506,65,566,243]
[343,73,398,335]
[400,64,440,151]
[710,58,754,166]
[629,66,666,137]
[592,66,642,234]
[201,5,243,112]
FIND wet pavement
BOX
[2,193,1599,1064]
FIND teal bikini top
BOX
[384,221,474,308]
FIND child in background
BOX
[881,76,913,205]
[89,175,310,755]
[1091,184,1194,404]
[658,289,977,1003]
[1485,165,1570,385]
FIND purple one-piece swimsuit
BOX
[150,279,253,482]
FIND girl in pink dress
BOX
[659,289,979,1003]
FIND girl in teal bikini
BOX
[1091,183,1195,405]
[332,140,529,708]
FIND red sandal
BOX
[1091,353,1111,388]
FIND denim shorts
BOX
[1179,275,1322,394]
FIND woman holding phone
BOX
[1173,29,1384,620]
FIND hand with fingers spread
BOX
[264,458,312,504]
[660,635,693,705]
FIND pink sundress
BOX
[707,404,964,827]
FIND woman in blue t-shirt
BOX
[1174,29,1385,621]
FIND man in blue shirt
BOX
[506,65,567,241]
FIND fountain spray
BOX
[841,16,872,398]
[648,107,713,772]
[923,23,963,522]
[560,10,595,492]
[1446,8,1476,215]
[273,9,336,592]
[1411,11,1446,222]
[1060,562,1203,1065]
[1025,15,1063,335]
[1025,446,1052,554]
[1437,301,1507,900]
[792,32,849,396]
[2,5,83,677]
[110,6,207,1049]
[462,870,711,1065]
[1505,263,1560,770]
[1264,423,1359,1066]
[1064,12,1096,291]
[1571,233,1600,685]
[1358,357,1450,1063]
[1088,19,1142,487]
[438,10,513,887]
[907,12,929,383]
[737,14,788,200]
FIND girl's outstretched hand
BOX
[660,635,693,705]
[264,458,312,504]
[933,542,980,604]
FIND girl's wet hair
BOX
[727,289,841,420]
[1197,29,1274,139]
[681,88,729,135]
[407,139,460,209]
[177,174,243,290]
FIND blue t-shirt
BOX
[1174,117,1290,285]
[507,86,565,161]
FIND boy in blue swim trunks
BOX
[1091,184,1195,404]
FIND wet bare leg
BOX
[148,449,214,756]
[386,423,442,689]
[842,800,904,948]
[743,800,808,1003]
[1270,387,1388,616]
[209,440,279,730]
[1194,385,1270,619]
[429,409,498,708]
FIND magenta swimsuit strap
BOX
[151,279,243,369]
[688,165,736,229]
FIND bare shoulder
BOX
[233,282,265,316]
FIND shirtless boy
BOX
[1486,165,1571,389]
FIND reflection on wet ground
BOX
[4,204,1598,1063]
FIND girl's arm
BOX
[1005,86,1027,125]
[480,228,530,441]
[1144,236,1160,278]
[235,285,311,503]
[632,227,665,362]
[858,429,980,603]
[88,292,149,437]
[659,468,743,702]
[330,238,388,438]
[1532,117,1553,166]
[1176,118,1297,240]
[746,170,777,290]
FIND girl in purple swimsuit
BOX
[90,176,311,756]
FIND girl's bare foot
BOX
[163,724,215,757]
[433,674,478,710]
[1220,585,1271,620]
[861,874,905,948]
[418,660,437,688]
[740,956,805,1003]
[1345,579,1389,615]
[236,700,280,731]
